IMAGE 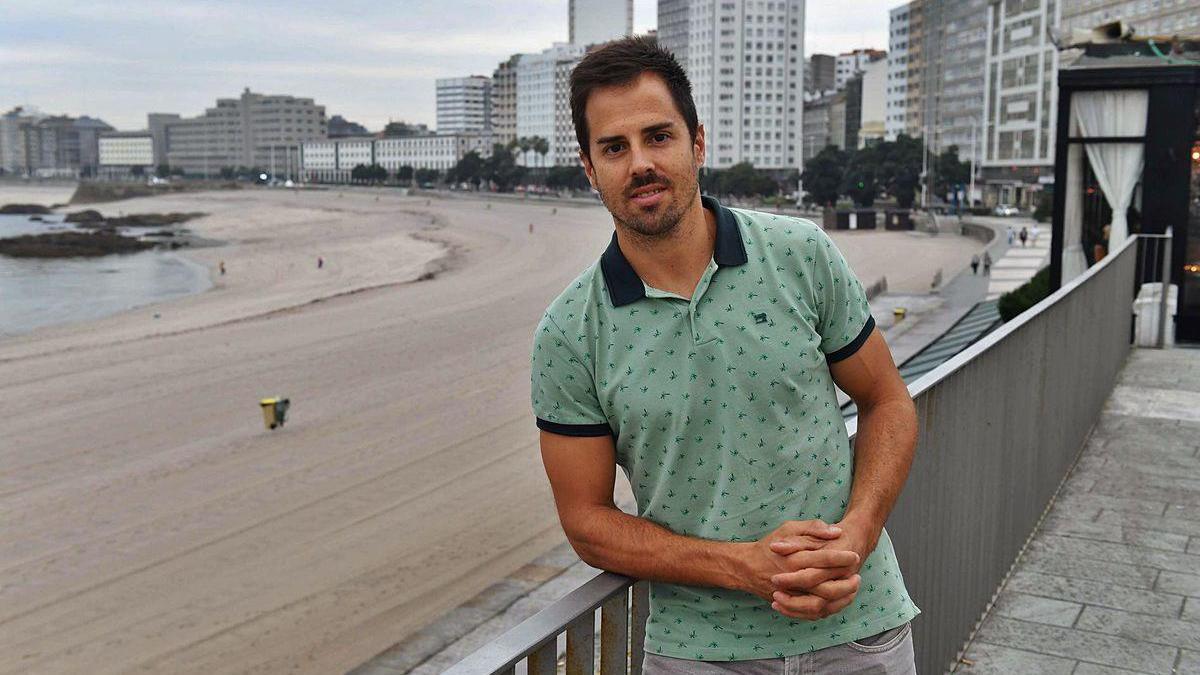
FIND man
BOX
[531,37,919,673]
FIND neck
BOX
[616,192,715,298]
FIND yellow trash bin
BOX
[259,397,290,430]
[893,307,907,321]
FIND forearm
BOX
[564,505,752,593]
[842,395,918,546]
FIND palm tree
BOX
[532,136,550,169]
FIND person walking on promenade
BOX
[531,37,920,675]
[1019,226,1029,247]
[1007,226,1015,245]
[317,256,324,269]
[983,251,993,275]
[1030,224,1040,245]
[971,253,980,275]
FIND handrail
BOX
[445,234,1147,675]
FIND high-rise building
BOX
[146,113,180,168]
[516,43,586,167]
[436,76,492,134]
[977,0,1200,207]
[657,0,807,171]
[802,93,837,160]
[806,54,836,95]
[164,88,326,176]
[491,55,521,147]
[1060,0,1200,38]
[885,3,921,140]
[980,0,1061,207]
[921,0,989,169]
[99,131,155,178]
[858,58,889,147]
[0,106,44,174]
[569,0,633,47]
[835,48,886,90]
[17,114,113,177]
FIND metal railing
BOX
[445,234,1144,675]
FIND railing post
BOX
[1157,228,1173,348]
[600,594,629,675]
[630,582,650,675]
[528,638,558,675]
[566,612,595,675]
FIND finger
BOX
[804,574,861,602]
[770,566,856,591]
[822,591,857,616]
[776,519,842,539]
[771,591,827,619]
[768,547,860,569]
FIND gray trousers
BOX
[642,623,915,675]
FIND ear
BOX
[579,150,598,191]
[693,123,706,169]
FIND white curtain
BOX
[1062,142,1088,281]
[1071,90,1148,248]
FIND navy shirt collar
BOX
[600,195,748,307]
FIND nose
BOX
[628,141,655,179]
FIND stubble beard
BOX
[599,164,700,242]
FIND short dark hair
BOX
[570,36,698,159]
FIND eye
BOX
[603,143,624,155]
[651,132,670,143]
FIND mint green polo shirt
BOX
[530,196,919,660]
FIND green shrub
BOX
[1033,194,1052,222]
[997,267,1051,322]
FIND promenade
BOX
[961,346,1200,674]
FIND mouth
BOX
[628,184,668,208]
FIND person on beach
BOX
[219,260,226,276]
[318,256,324,269]
[971,254,980,275]
[531,37,920,674]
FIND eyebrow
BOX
[595,122,676,147]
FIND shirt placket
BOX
[690,259,720,346]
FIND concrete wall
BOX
[865,235,1137,672]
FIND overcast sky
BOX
[1,0,892,131]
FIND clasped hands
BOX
[743,518,874,621]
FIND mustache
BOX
[627,172,670,195]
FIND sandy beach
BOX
[0,185,978,674]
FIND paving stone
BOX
[1072,662,1158,675]
[1167,503,1200,521]
[1032,534,1200,576]
[1091,510,1200,539]
[1156,570,1200,598]
[1179,650,1200,674]
[971,616,1176,673]
[1054,492,1167,517]
[1019,546,1158,589]
[1089,477,1200,507]
[990,592,1082,627]
[1087,449,1200,478]
[1004,571,1184,618]
[1074,605,1200,651]
[957,641,1076,675]
[1184,597,1200,623]
[1189,537,1200,555]
[1106,385,1200,424]
[1040,516,1191,552]
[1095,418,1200,454]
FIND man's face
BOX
[580,72,705,239]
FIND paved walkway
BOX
[960,346,1200,675]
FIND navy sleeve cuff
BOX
[536,418,613,437]
[826,315,876,364]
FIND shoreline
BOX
[0,187,454,362]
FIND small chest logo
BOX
[753,312,768,324]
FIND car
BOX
[993,204,1020,217]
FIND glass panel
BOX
[1185,137,1200,309]
[1081,148,1144,265]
